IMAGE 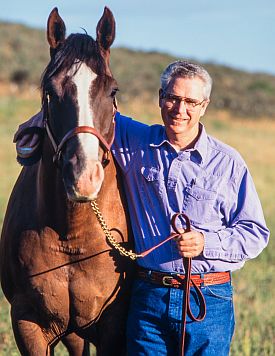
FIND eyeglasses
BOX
[162,91,206,110]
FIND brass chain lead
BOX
[90,200,142,260]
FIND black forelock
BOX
[41,33,106,98]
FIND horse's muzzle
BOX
[64,159,105,202]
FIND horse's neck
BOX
[36,152,119,237]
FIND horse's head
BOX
[41,7,118,202]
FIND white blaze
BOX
[71,63,99,160]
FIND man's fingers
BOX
[177,237,200,247]
[175,230,205,258]
[179,252,194,258]
[177,245,195,252]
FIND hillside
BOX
[0,21,275,356]
[1,21,275,118]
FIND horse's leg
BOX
[96,332,126,356]
[62,333,90,356]
[95,302,128,356]
[12,317,50,355]
[11,303,51,356]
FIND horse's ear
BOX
[96,7,115,51]
[47,7,66,50]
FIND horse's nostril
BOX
[69,155,78,166]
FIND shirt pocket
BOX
[184,185,218,224]
[140,166,164,198]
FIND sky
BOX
[1,0,275,75]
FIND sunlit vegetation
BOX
[0,20,274,355]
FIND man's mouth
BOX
[170,117,189,123]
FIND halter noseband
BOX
[45,123,114,164]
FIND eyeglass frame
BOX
[160,90,207,110]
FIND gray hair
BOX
[160,60,213,99]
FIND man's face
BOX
[159,76,209,140]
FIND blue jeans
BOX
[127,279,235,355]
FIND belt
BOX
[137,267,231,288]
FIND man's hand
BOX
[175,229,204,258]
[13,111,44,146]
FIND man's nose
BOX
[174,100,187,114]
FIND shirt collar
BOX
[149,123,208,165]
[192,123,208,164]
[149,126,170,148]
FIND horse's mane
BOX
[41,33,106,99]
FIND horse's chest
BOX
[17,227,120,321]
[18,227,85,273]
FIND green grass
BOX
[205,116,275,355]
[0,94,274,355]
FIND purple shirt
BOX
[112,112,269,273]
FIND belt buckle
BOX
[162,276,173,286]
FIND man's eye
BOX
[166,95,178,103]
[185,99,197,106]
[47,91,58,102]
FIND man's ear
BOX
[159,88,164,108]
[200,99,210,118]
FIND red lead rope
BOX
[139,213,206,356]
[171,213,207,356]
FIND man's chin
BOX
[167,121,189,132]
[165,127,187,138]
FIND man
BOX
[14,61,269,355]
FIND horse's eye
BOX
[110,88,119,98]
[46,88,58,101]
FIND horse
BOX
[0,7,134,355]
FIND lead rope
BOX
[91,200,206,356]
[90,199,178,260]
[90,200,142,260]
[171,213,206,356]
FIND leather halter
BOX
[45,122,114,164]
[44,95,116,165]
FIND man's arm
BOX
[112,112,149,173]
[202,167,269,262]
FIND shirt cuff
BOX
[202,230,246,261]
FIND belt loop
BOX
[200,273,204,287]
